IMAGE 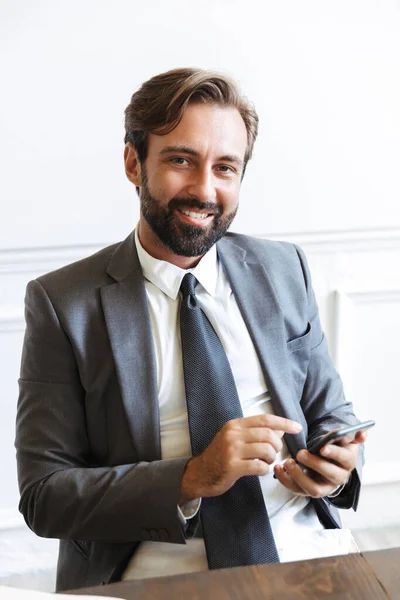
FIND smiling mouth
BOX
[178,209,213,220]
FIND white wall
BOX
[1,0,399,590]
[1,0,400,248]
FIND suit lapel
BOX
[100,231,160,462]
[217,239,307,455]
[100,231,306,462]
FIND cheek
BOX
[220,186,240,212]
[149,170,186,200]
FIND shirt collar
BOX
[134,227,218,300]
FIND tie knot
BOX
[180,273,197,299]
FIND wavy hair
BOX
[124,68,258,170]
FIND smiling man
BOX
[124,102,247,266]
[16,68,366,592]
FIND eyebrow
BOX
[159,145,244,166]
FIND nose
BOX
[185,167,217,205]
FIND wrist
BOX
[179,457,201,505]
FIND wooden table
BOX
[69,547,400,599]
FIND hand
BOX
[179,414,302,504]
[273,430,367,498]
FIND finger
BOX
[240,414,302,435]
[242,428,284,452]
[296,450,350,486]
[319,443,358,471]
[273,464,307,495]
[241,442,279,464]
[283,459,337,497]
[246,458,270,477]
[351,431,368,444]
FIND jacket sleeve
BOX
[294,245,364,511]
[16,278,189,544]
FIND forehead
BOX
[147,103,248,159]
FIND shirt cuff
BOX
[177,498,202,525]
[326,483,346,498]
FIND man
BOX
[16,68,366,592]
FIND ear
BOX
[124,143,142,186]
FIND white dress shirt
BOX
[123,230,357,580]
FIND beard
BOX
[139,169,238,257]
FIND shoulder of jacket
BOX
[221,232,299,260]
[36,241,121,294]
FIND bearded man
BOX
[16,68,366,592]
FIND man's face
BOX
[128,103,248,260]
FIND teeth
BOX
[180,210,210,220]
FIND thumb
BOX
[351,431,368,444]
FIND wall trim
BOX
[261,226,400,253]
[0,244,106,275]
[333,289,400,487]
[0,227,400,273]
[341,290,400,304]
[333,288,400,372]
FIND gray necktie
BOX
[180,273,279,569]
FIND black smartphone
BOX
[308,420,375,455]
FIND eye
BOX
[170,157,190,166]
[216,165,235,174]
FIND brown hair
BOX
[124,68,258,170]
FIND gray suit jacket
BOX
[15,231,362,591]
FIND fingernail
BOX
[322,446,331,456]
[293,423,302,433]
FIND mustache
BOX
[168,197,222,216]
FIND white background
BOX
[1,0,400,248]
[0,0,399,590]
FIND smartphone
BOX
[308,420,375,455]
